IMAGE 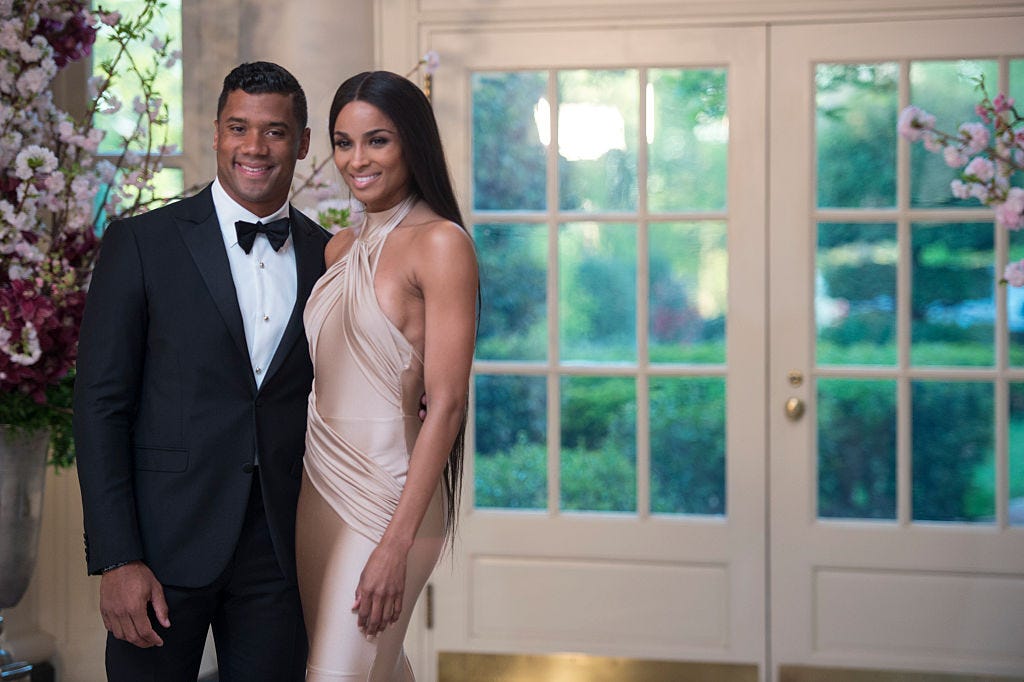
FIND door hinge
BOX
[426,583,434,630]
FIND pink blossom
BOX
[958,122,990,155]
[975,103,992,124]
[150,36,165,51]
[18,35,47,62]
[100,11,121,27]
[1004,259,1024,287]
[16,66,52,97]
[99,94,122,114]
[57,119,75,142]
[995,187,1024,230]
[964,156,995,182]
[943,146,968,168]
[164,49,181,68]
[993,92,1015,114]
[14,145,59,179]
[423,50,441,75]
[0,20,22,52]
[898,105,936,142]
[44,171,65,193]
[922,132,943,153]
[950,179,971,199]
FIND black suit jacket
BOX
[73,185,330,587]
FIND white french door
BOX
[769,15,1024,678]
[399,10,1024,682]
[414,20,770,681]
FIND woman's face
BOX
[331,100,411,213]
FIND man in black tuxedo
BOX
[73,61,330,681]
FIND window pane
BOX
[99,167,183,231]
[1009,384,1024,526]
[651,377,725,515]
[648,68,727,212]
[558,70,638,212]
[816,63,898,208]
[817,223,897,365]
[474,375,547,510]
[93,0,183,154]
[474,223,547,361]
[1011,228,1024,367]
[1011,59,1024,193]
[560,376,636,512]
[650,221,726,363]
[472,71,547,211]
[912,380,994,523]
[818,379,896,519]
[559,222,636,362]
[911,222,994,367]
[908,60,997,209]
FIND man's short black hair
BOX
[217,61,307,129]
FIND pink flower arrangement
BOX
[1,0,176,465]
[898,78,1024,285]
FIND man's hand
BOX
[99,561,170,648]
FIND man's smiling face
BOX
[213,90,310,217]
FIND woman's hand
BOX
[352,541,409,637]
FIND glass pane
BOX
[911,222,994,367]
[816,63,898,208]
[1013,58,1024,103]
[648,68,727,212]
[472,71,547,211]
[93,0,183,154]
[818,379,896,519]
[649,222,727,363]
[1011,60,1024,193]
[908,60,998,209]
[1011,228,1024,367]
[817,223,897,365]
[651,377,725,515]
[98,167,184,231]
[558,70,638,212]
[1009,384,1024,526]
[474,223,547,361]
[559,223,636,362]
[474,375,547,510]
[912,380,994,522]
[560,376,636,512]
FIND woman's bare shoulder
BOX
[324,228,357,267]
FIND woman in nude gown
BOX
[296,71,478,681]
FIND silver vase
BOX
[0,425,49,610]
[0,425,48,678]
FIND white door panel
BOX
[422,21,769,681]
[770,15,1024,677]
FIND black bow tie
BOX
[235,217,290,253]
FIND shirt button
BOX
[259,261,265,269]
[255,367,262,374]
[263,315,270,322]
[241,462,255,474]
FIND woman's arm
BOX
[352,219,478,636]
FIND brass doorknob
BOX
[785,397,805,421]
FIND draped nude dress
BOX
[297,195,445,681]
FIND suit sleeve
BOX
[73,220,148,575]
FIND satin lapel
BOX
[176,191,252,370]
[260,209,326,389]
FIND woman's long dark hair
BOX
[328,71,468,543]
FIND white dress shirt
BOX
[211,178,297,390]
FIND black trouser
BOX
[105,472,307,681]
